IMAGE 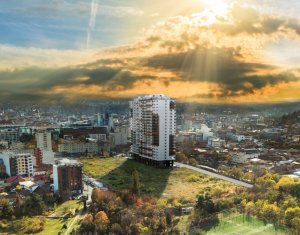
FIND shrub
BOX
[12,217,45,234]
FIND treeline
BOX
[77,189,181,235]
[241,173,300,234]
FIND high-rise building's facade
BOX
[0,152,34,176]
[130,94,176,168]
[53,158,83,197]
[35,131,54,165]
[36,132,52,151]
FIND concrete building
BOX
[0,128,20,142]
[110,125,130,146]
[36,131,52,151]
[53,158,83,197]
[61,127,108,141]
[130,94,176,168]
[35,131,54,165]
[0,151,34,176]
[207,137,224,148]
[58,141,101,154]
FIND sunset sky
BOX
[1,0,300,104]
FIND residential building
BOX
[58,141,102,154]
[207,137,225,148]
[61,127,108,141]
[0,151,34,176]
[130,94,176,168]
[53,158,83,197]
[110,125,130,146]
[35,131,54,165]
[0,128,20,142]
[36,131,52,151]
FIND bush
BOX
[187,174,200,182]
[12,217,45,234]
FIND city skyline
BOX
[1,0,300,104]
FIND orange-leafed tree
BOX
[95,211,110,234]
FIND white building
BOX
[230,134,253,142]
[110,125,130,146]
[0,151,34,176]
[130,94,176,168]
[36,132,52,151]
[201,124,214,141]
[58,141,100,154]
[231,149,260,164]
[207,137,224,148]
[0,128,20,142]
[35,131,54,165]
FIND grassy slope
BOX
[53,200,82,216]
[80,157,237,203]
[36,218,73,235]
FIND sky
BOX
[1,0,300,104]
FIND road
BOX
[175,162,253,188]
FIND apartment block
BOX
[130,94,176,168]
[53,158,83,197]
[0,151,34,176]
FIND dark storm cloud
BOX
[144,47,298,96]
[0,65,154,102]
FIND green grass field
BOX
[53,200,82,217]
[80,157,237,204]
[36,218,72,235]
[191,214,289,235]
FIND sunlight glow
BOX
[200,0,229,16]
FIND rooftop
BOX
[55,158,83,167]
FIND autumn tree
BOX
[95,211,110,234]
[79,214,94,234]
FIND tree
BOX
[132,169,140,196]
[91,188,102,203]
[80,214,94,233]
[285,207,300,227]
[95,211,110,234]
[228,167,244,180]
[291,217,300,235]
[175,152,188,163]
[196,193,215,216]
[0,198,13,219]
[23,193,46,216]
[12,217,45,234]
[261,203,280,224]
[111,223,123,235]
[19,134,34,143]
[189,158,198,166]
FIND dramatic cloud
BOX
[1,2,300,103]
[144,47,298,97]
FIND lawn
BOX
[36,218,72,235]
[53,200,82,217]
[80,157,237,204]
[191,214,289,235]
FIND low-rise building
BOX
[110,125,129,146]
[207,137,225,148]
[58,141,102,154]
